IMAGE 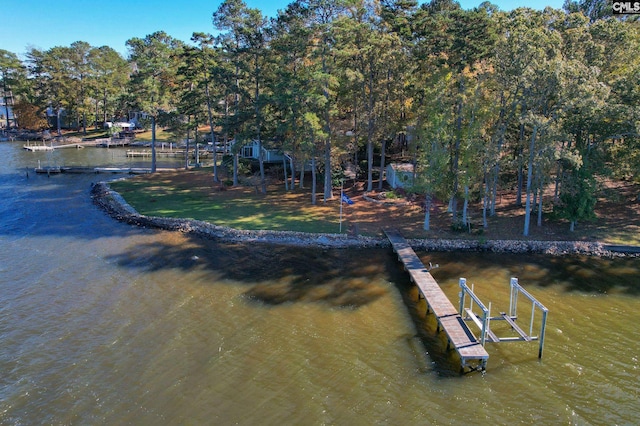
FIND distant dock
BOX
[24,143,84,151]
[34,166,152,175]
[23,138,132,151]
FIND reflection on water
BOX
[1,141,639,424]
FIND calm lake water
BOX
[0,141,638,425]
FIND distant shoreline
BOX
[91,181,639,257]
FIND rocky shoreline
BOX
[91,181,637,257]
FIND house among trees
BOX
[386,163,414,189]
[237,140,284,163]
[104,121,135,130]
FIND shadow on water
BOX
[104,232,484,376]
[105,234,390,308]
[426,251,640,296]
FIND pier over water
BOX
[384,229,489,372]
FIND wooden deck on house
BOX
[384,228,489,371]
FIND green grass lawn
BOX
[110,171,345,234]
[134,128,178,142]
[109,169,640,244]
[61,129,110,139]
[63,127,194,143]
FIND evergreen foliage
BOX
[5,0,640,233]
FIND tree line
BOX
[1,0,638,235]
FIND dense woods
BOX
[1,0,639,235]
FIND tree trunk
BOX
[532,176,538,213]
[102,88,108,125]
[204,80,219,182]
[258,141,266,194]
[283,156,289,191]
[2,80,10,128]
[483,173,489,228]
[554,166,562,203]
[233,153,239,186]
[537,186,543,227]
[299,163,305,189]
[554,140,565,203]
[255,53,266,195]
[322,47,333,201]
[94,99,99,130]
[450,76,464,222]
[311,157,317,205]
[378,139,387,191]
[523,125,538,236]
[516,122,525,207]
[323,139,332,201]
[56,108,62,136]
[491,94,507,216]
[195,127,200,165]
[490,166,498,216]
[150,116,158,173]
[290,156,295,190]
[423,195,432,231]
[516,160,524,207]
[462,185,469,228]
[366,139,373,192]
[233,59,240,187]
[366,68,375,193]
[185,121,190,170]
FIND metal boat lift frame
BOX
[458,277,549,358]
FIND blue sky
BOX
[2,0,564,58]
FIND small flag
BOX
[341,193,354,205]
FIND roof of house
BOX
[388,162,414,172]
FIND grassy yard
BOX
[59,128,110,139]
[60,126,194,143]
[110,169,347,234]
[134,128,179,142]
[109,168,640,244]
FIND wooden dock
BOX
[126,149,209,158]
[24,139,133,151]
[384,228,489,371]
[34,166,152,174]
[23,143,86,151]
[23,144,54,151]
[94,137,133,147]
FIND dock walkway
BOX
[384,228,489,371]
[34,166,152,174]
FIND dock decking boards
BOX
[384,228,489,371]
